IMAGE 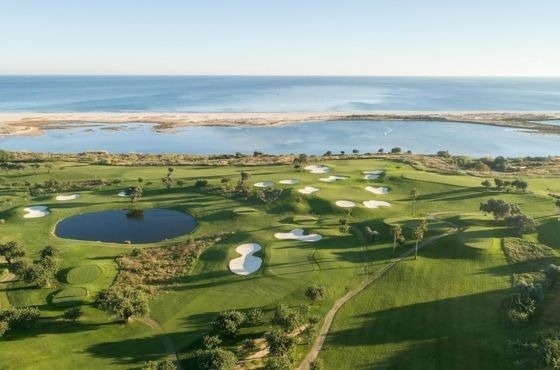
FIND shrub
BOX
[265,330,295,357]
[195,179,209,188]
[546,264,560,288]
[246,308,264,325]
[63,306,83,322]
[193,349,237,370]
[211,310,246,338]
[265,356,293,370]
[305,285,327,302]
[272,304,301,331]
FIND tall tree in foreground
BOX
[390,224,403,256]
[413,219,428,260]
[410,188,419,215]
[129,185,143,204]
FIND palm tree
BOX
[390,224,403,256]
[413,219,428,260]
[410,188,419,215]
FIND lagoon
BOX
[1,120,559,157]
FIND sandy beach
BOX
[1,111,560,136]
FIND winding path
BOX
[297,218,460,370]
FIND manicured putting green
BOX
[66,264,102,284]
[233,207,259,215]
[52,287,88,306]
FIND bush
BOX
[546,264,560,288]
[195,179,209,188]
[193,349,237,370]
[305,285,327,302]
[246,308,264,325]
[265,330,295,357]
[63,306,83,322]
[507,282,543,323]
[265,356,293,370]
[272,304,301,331]
[211,310,246,338]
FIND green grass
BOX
[65,265,103,285]
[51,287,88,307]
[0,158,558,369]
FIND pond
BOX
[55,208,197,244]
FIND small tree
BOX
[95,286,149,322]
[265,330,295,356]
[63,306,83,322]
[129,185,143,204]
[246,308,264,325]
[413,220,428,260]
[390,224,403,256]
[265,356,293,370]
[505,213,536,236]
[142,360,177,370]
[193,349,237,370]
[305,285,327,303]
[410,189,419,215]
[211,310,246,338]
[0,241,25,265]
[202,334,222,349]
[481,180,491,192]
[545,264,560,288]
[272,304,301,331]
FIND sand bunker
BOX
[365,186,389,195]
[319,175,348,183]
[254,181,274,188]
[229,243,263,276]
[279,179,299,185]
[274,229,322,242]
[363,200,392,209]
[23,206,50,218]
[363,170,384,180]
[298,186,320,194]
[117,191,129,197]
[335,200,356,208]
[56,194,80,201]
[304,165,330,174]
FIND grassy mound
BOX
[66,265,102,285]
[52,287,88,307]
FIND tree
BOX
[480,198,516,220]
[413,220,428,260]
[390,224,403,256]
[265,330,295,356]
[95,286,149,322]
[246,308,264,325]
[505,213,536,236]
[39,245,59,260]
[390,147,402,154]
[494,178,504,189]
[202,334,222,349]
[545,264,560,288]
[129,185,143,204]
[481,180,491,192]
[512,179,528,192]
[235,171,251,198]
[211,310,246,338]
[272,304,301,331]
[142,360,177,370]
[410,188,419,215]
[63,306,82,322]
[0,241,25,265]
[0,307,40,333]
[310,359,324,370]
[364,226,380,243]
[305,285,327,303]
[265,356,293,370]
[193,349,237,370]
[10,257,33,279]
[0,319,8,337]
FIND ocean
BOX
[1,76,560,112]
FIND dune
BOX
[279,179,299,185]
[365,186,389,195]
[363,200,392,209]
[298,186,320,194]
[23,206,50,218]
[335,200,356,208]
[274,229,322,242]
[229,243,263,276]
[254,181,274,188]
[55,194,80,201]
[319,175,348,183]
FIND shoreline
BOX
[1,111,560,136]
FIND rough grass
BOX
[66,264,103,285]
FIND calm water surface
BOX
[55,208,197,244]
[2,120,559,157]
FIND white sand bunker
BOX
[363,170,384,180]
[304,165,330,174]
[319,176,348,183]
[335,200,356,208]
[23,206,50,218]
[365,186,389,195]
[229,243,263,276]
[363,200,392,209]
[117,191,129,197]
[274,229,322,242]
[298,186,320,194]
[254,181,274,188]
[56,194,80,201]
[279,179,299,185]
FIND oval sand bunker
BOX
[298,186,320,194]
[335,200,356,208]
[365,186,389,195]
[229,243,263,276]
[56,194,80,201]
[363,200,392,208]
[279,179,299,185]
[254,181,274,188]
[304,165,330,174]
[23,206,50,218]
[274,229,322,242]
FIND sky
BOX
[1,0,559,76]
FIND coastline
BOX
[1,111,560,136]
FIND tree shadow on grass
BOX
[86,332,170,365]
[3,317,115,341]
[323,289,512,370]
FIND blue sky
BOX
[1,0,559,75]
